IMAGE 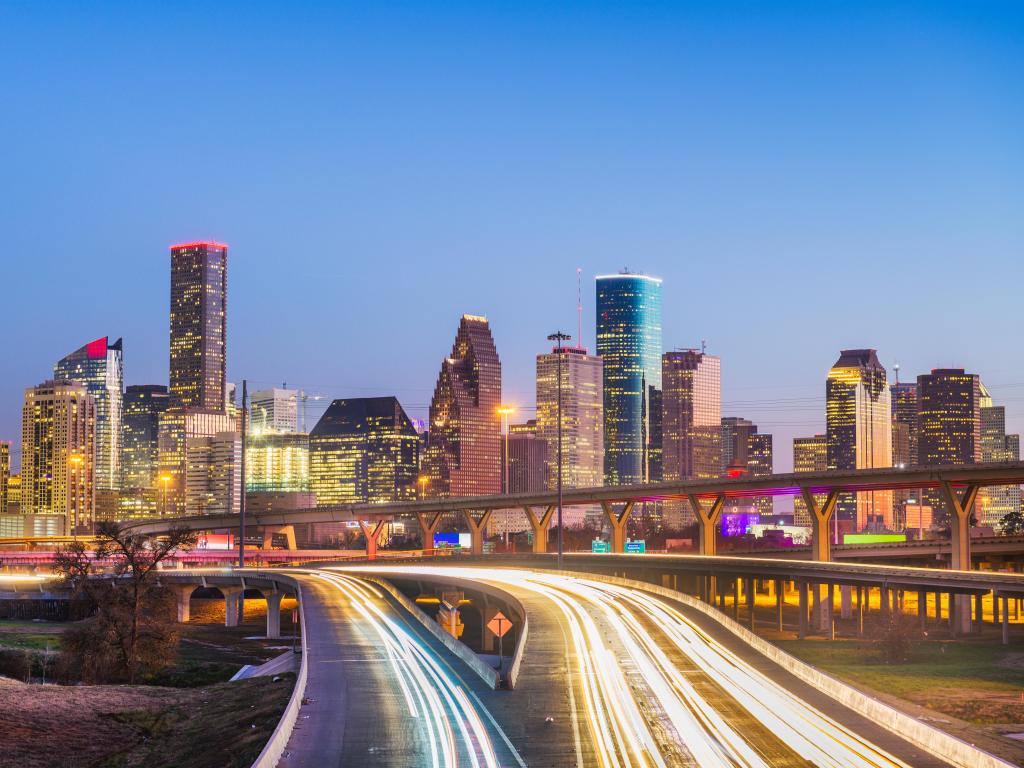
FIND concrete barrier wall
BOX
[363,576,501,689]
[583,572,1015,768]
[250,574,308,768]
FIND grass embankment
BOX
[0,673,293,768]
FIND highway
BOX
[280,570,521,768]
[344,565,959,768]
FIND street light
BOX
[418,475,429,501]
[547,331,571,569]
[159,474,172,518]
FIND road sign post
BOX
[487,611,513,679]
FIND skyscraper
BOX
[186,430,242,516]
[661,349,721,527]
[793,434,827,527]
[54,336,123,491]
[21,380,96,533]
[169,242,227,411]
[119,385,169,518]
[246,432,310,493]
[826,349,892,531]
[0,442,9,515]
[721,417,756,474]
[536,346,604,491]
[250,388,299,434]
[158,409,236,516]
[890,381,918,466]
[422,315,502,498]
[662,350,721,481]
[310,397,420,505]
[747,432,774,517]
[979,394,1021,527]
[596,272,662,485]
[504,421,549,495]
[917,368,981,524]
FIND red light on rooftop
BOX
[86,337,108,359]
[170,241,228,251]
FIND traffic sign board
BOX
[487,611,513,638]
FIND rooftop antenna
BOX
[893,362,900,384]
[576,267,583,351]
[701,338,706,354]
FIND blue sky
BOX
[1,1,1022,472]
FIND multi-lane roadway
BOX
[281,565,979,767]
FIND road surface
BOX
[344,565,961,768]
[279,569,521,768]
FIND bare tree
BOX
[54,522,198,683]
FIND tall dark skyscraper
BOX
[917,368,981,522]
[422,315,502,498]
[310,396,420,505]
[54,336,123,491]
[890,381,918,467]
[826,349,892,531]
[169,242,227,411]
[596,272,662,486]
[120,382,169,512]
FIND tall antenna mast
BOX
[576,267,582,350]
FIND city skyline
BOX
[2,4,1023,480]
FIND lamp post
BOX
[418,475,429,501]
[547,331,571,569]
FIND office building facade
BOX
[793,434,827,527]
[250,388,299,434]
[596,272,662,486]
[826,349,893,530]
[247,432,310,494]
[310,397,420,505]
[978,386,1019,527]
[169,242,227,411]
[54,336,123,491]
[21,380,96,533]
[917,368,980,522]
[536,346,603,491]
[0,442,8,515]
[422,315,502,498]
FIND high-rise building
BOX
[596,272,662,485]
[793,434,827,527]
[721,417,772,516]
[747,432,774,516]
[826,349,893,530]
[157,409,236,516]
[186,430,242,516]
[504,421,548,494]
[54,336,123,491]
[118,385,169,518]
[890,382,918,466]
[917,368,980,523]
[121,385,169,490]
[250,388,299,434]
[978,385,1019,527]
[21,380,96,533]
[422,315,502,498]
[661,350,721,527]
[6,474,20,515]
[169,241,227,411]
[536,346,603,491]
[310,397,420,505]
[246,432,310,493]
[0,442,9,515]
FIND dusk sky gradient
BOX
[2,1,1022,475]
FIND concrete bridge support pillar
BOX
[825,583,835,639]
[745,578,755,630]
[798,581,809,639]
[262,525,297,551]
[686,494,725,556]
[801,488,840,563]
[462,510,493,555]
[1002,595,1010,645]
[524,506,555,554]
[358,520,387,560]
[919,590,928,628]
[266,591,283,639]
[775,579,784,632]
[416,512,444,556]
[222,586,244,628]
[857,587,865,636]
[940,481,979,636]
[974,593,983,626]
[600,501,635,553]
[840,585,852,620]
[168,584,196,623]
[994,593,1001,625]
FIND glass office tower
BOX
[596,272,662,486]
[54,336,123,491]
